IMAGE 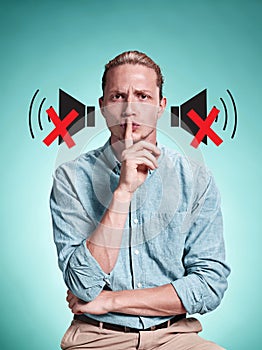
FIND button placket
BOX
[129,193,143,291]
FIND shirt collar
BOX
[101,139,121,175]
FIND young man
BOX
[51,51,230,349]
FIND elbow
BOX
[174,271,230,315]
[198,294,221,315]
[198,276,229,314]
[64,265,106,302]
[61,241,109,302]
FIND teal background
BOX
[1,0,261,349]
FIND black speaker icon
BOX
[171,89,208,144]
[28,89,96,145]
[170,89,237,145]
[58,89,95,145]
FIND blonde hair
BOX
[102,51,164,99]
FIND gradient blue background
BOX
[1,0,261,349]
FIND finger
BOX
[69,297,78,309]
[69,296,82,310]
[136,158,157,170]
[67,290,74,298]
[71,303,79,313]
[72,302,84,314]
[139,149,158,168]
[132,141,161,156]
[133,150,158,168]
[66,292,74,303]
[72,308,83,315]
[124,119,133,149]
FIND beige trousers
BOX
[60,317,225,350]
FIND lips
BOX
[120,122,140,131]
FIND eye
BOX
[112,94,124,100]
[138,93,150,100]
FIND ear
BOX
[157,97,167,119]
[99,96,103,108]
[99,97,106,118]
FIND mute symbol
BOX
[170,89,237,147]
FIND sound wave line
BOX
[220,97,228,130]
[38,97,46,130]
[48,109,51,122]
[215,108,219,122]
[227,89,237,139]
[29,89,39,138]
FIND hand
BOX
[66,290,112,315]
[118,120,161,194]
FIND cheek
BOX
[102,105,123,127]
[139,105,158,127]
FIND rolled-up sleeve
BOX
[171,171,230,315]
[50,164,108,302]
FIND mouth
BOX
[120,122,140,131]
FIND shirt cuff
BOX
[66,239,109,302]
[171,275,206,315]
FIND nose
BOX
[121,101,136,118]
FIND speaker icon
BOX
[58,89,95,145]
[28,89,95,146]
[170,89,237,146]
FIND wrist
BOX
[114,187,133,202]
[109,188,132,214]
[109,291,121,313]
[104,291,117,313]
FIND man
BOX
[50,51,230,349]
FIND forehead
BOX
[104,64,158,92]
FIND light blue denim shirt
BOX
[50,139,230,329]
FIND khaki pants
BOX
[60,317,225,350]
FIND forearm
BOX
[87,136,160,275]
[109,284,186,316]
[86,188,132,274]
[68,283,187,316]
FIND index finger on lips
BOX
[124,119,133,149]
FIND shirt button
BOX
[137,282,142,288]
[134,249,139,255]
[133,218,138,224]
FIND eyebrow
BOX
[108,89,153,94]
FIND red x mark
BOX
[43,107,79,148]
[187,107,223,148]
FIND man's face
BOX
[99,64,166,144]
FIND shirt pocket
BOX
[140,212,187,280]
[139,211,188,243]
